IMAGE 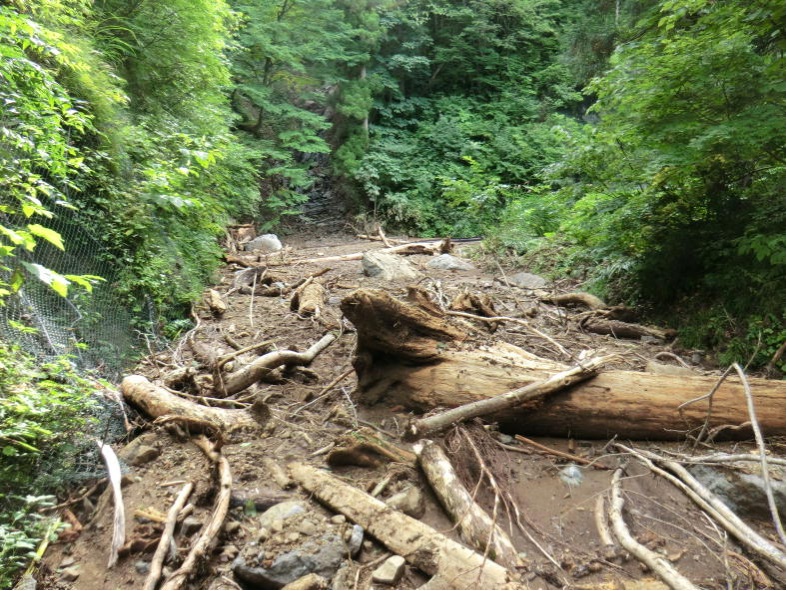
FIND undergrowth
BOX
[0,342,103,587]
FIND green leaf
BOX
[27,224,64,250]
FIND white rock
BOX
[362,251,420,281]
[244,234,283,253]
[372,555,406,585]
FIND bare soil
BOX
[35,214,785,591]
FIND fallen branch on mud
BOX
[340,289,786,440]
[415,439,520,568]
[121,375,263,431]
[615,444,786,572]
[218,332,336,395]
[406,354,614,439]
[609,469,697,590]
[289,462,510,589]
[144,482,193,590]
[161,435,232,590]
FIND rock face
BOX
[426,254,475,271]
[361,251,420,281]
[244,234,283,253]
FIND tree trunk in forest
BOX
[340,290,786,441]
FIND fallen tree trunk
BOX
[340,289,786,440]
[407,355,613,439]
[416,440,521,569]
[121,375,262,431]
[289,463,510,589]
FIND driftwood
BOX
[415,440,520,568]
[407,355,613,439]
[617,444,786,571]
[144,482,193,590]
[340,289,786,440]
[121,375,262,431]
[219,333,336,395]
[580,317,673,341]
[609,469,697,590]
[290,280,325,317]
[327,427,416,468]
[161,436,232,590]
[289,462,510,589]
[544,292,607,310]
[98,441,125,569]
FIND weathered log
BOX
[407,355,613,439]
[289,463,510,589]
[121,375,261,431]
[290,280,325,317]
[416,440,521,569]
[544,292,607,310]
[341,289,786,440]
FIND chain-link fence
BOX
[0,208,152,382]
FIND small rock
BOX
[426,254,475,271]
[14,574,36,590]
[498,433,514,444]
[385,487,425,519]
[221,544,239,561]
[60,566,81,582]
[181,516,203,537]
[256,526,271,542]
[331,563,355,590]
[347,524,364,557]
[506,272,548,290]
[119,437,161,466]
[258,501,306,530]
[330,515,346,525]
[297,520,318,536]
[225,520,242,535]
[362,251,420,281]
[244,234,283,253]
[372,556,406,585]
[286,532,301,544]
[645,361,696,376]
[282,573,328,590]
[135,561,150,575]
[59,556,76,568]
[362,540,373,552]
[271,519,285,533]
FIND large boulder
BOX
[362,251,420,281]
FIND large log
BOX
[340,289,786,440]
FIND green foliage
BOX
[531,0,785,366]
[0,342,100,586]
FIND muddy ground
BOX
[35,211,785,590]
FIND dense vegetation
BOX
[0,0,783,584]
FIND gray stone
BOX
[258,501,306,530]
[119,434,160,466]
[60,566,81,582]
[386,486,425,519]
[135,561,150,575]
[426,254,475,271]
[689,464,786,521]
[244,234,283,253]
[14,573,37,590]
[180,516,203,537]
[507,272,548,290]
[331,564,355,590]
[645,361,696,376]
[347,524,364,557]
[362,251,420,281]
[372,555,406,585]
[233,533,346,589]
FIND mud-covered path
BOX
[36,213,786,591]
